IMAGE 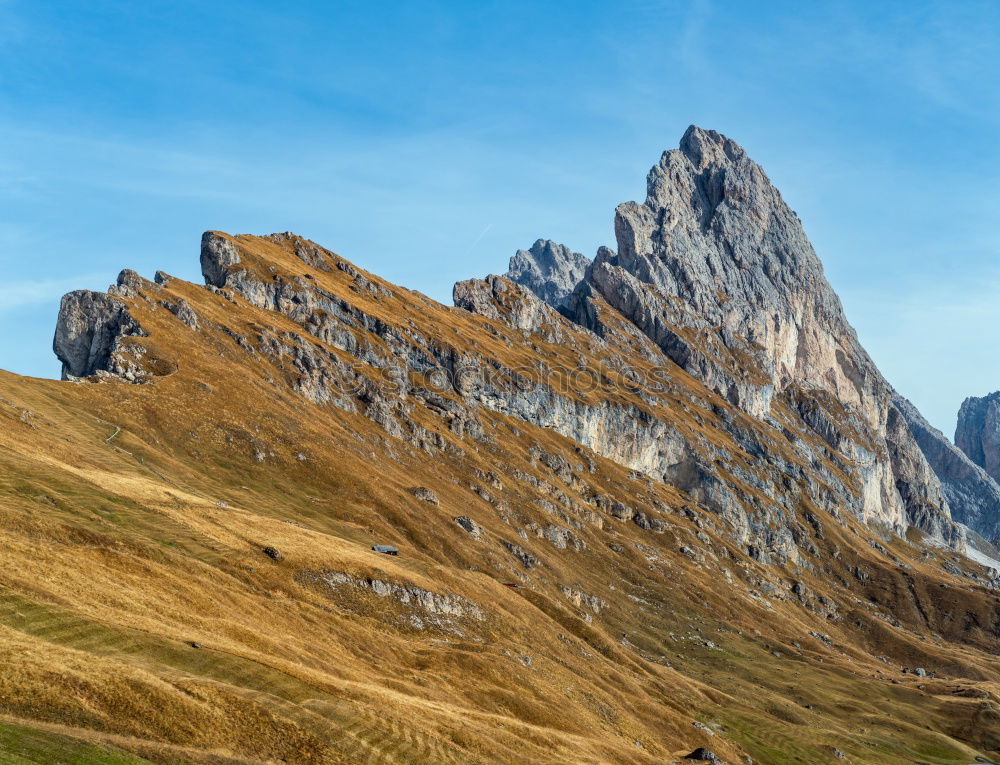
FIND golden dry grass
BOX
[0,233,997,763]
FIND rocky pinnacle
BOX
[505,239,591,309]
[554,125,961,541]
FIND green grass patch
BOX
[0,719,150,764]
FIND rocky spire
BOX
[504,239,591,309]
[564,125,960,540]
[592,124,857,414]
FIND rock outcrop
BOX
[505,239,590,309]
[956,391,1000,484]
[452,275,554,333]
[53,277,146,380]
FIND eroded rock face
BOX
[299,570,485,634]
[452,275,554,334]
[200,230,242,286]
[956,392,1000,484]
[505,239,590,309]
[556,125,960,540]
[313,571,485,620]
[53,284,145,380]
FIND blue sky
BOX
[0,0,997,435]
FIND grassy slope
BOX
[0,234,998,763]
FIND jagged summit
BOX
[677,124,749,168]
[611,123,838,356]
[584,124,845,411]
[504,239,590,309]
[490,127,964,543]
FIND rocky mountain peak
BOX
[500,127,968,543]
[620,125,834,331]
[54,129,974,555]
[582,128,863,419]
[504,239,591,309]
[676,124,748,168]
[22,127,1000,764]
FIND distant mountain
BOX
[957,391,1000,483]
[893,392,1000,545]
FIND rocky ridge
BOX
[52,127,978,562]
[894,393,1000,545]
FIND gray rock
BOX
[162,296,200,331]
[505,239,591,309]
[563,125,960,545]
[53,290,145,379]
[453,275,555,333]
[311,570,484,620]
[956,391,1000,483]
[412,487,440,505]
[684,748,721,763]
[201,231,242,288]
[502,541,539,569]
[454,516,482,538]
